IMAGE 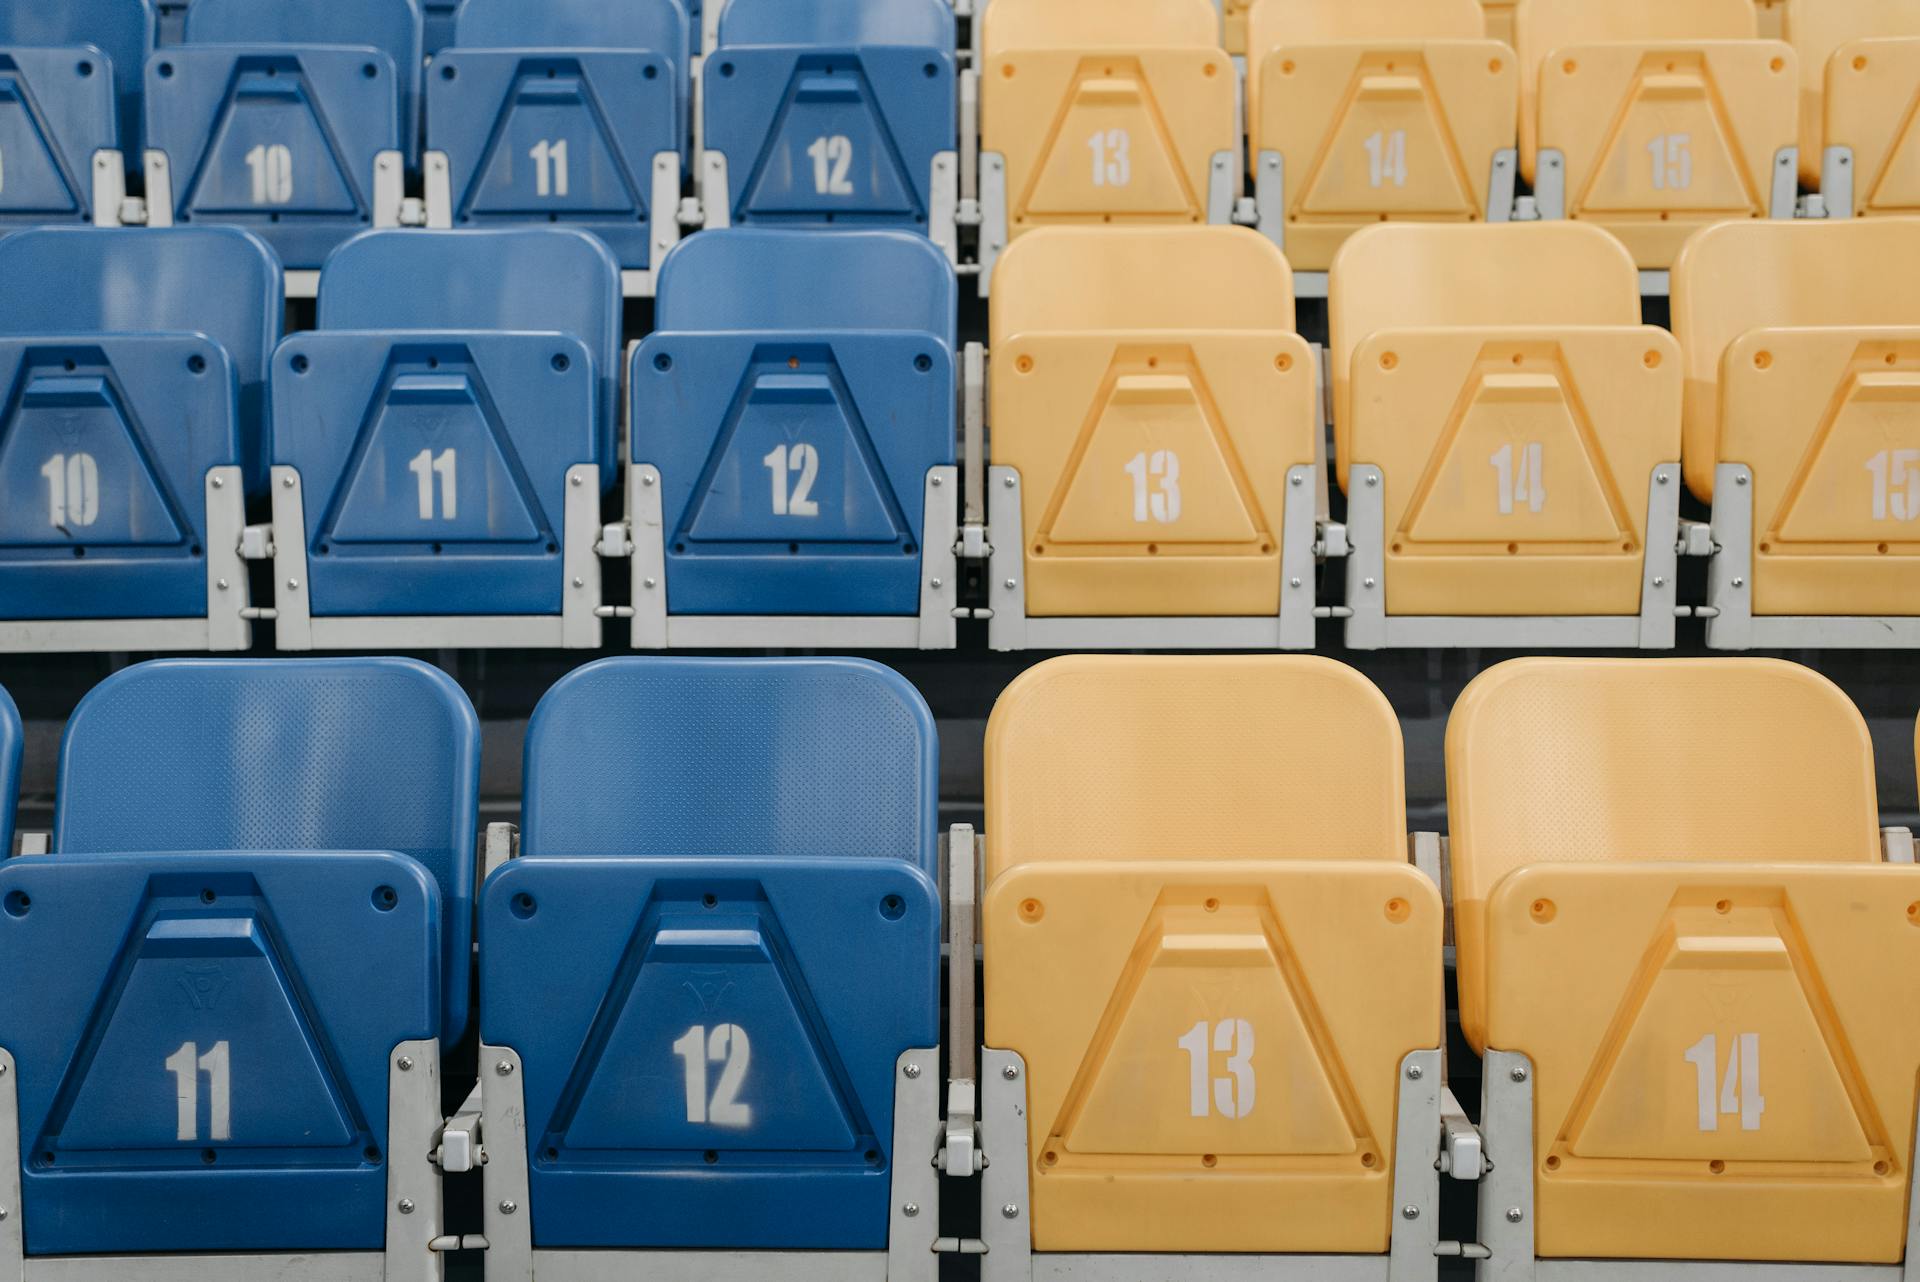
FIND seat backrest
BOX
[1248,0,1485,51]
[454,0,689,56]
[984,0,1220,53]
[719,0,953,48]
[522,657,937,871]
[1447,657,1880,1047]
[1328,222,1640,481]
[319,228,623,470]
[53,658,481,1041]
[184,0,423,142]
[1671,217,1920,497]
[990,224,1294,344]
[0,685,17,858]
[657,226,956,344]
[0,0,156,159]
[986,655,1406,882]
[1784,0,1920,182]
[0,226,281,485]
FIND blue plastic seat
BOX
[0,658,476,1256]
[422,0,456,55]
[156,1,187,46]
[633,229,957,619]
[144,0,422,270]
[427,0,688,283]
[0,0,155,220]
[482,657,940,1249]
[271,228,618,636]
[0,684,17,856]
[0,227,279,634]
[703,0,957,233]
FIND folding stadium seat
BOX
[702,0,959,257]
[1516,0,1798,280]
[1786,0,1920,218]
[1245,0,1519,283]
[0,226,280,653]
[976,0,1240,294]
[0,0,154,227]
[976,656,1449,1270]
[1327,223,1683,649]
[1671,218,1920,648]
[477,657,942,1275]
[268,227,620,650]
[1450,657,1920,1271]
[140,0,422,289]
[630,229,959,649]
[0,657,478,1273]
[986,226,1318,650]
[0,685,16,857]
[424,0,691,297]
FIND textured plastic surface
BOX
[491,656,939,1248]
[0,48,117,222]
[988,227,1314,618]
[430,0,688,273]
[0,0,155,168]
[53,658,480,1042]
[0,335,239,621]
[634,231,955,617]
[143,43,402,270]
[982,0,1236,239]
[320,228,623,483]
[274,330,595,618]
[182,0,422,161]
[1246,0,1516,271]
[0,850,438,1256]
[705,0,956,231]
[0,685,16,858]
[0,227,282,491]
[1446,657,1882,1054]
[1331,224,1681,617]
[983,656,1439,1253]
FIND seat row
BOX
[20,0,1920,296]
[0,653,1917,1281]
[3,215,1915,653]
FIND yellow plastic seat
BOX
[982,655,1443,1254]
[1222,0,1254,56]
[1327,223,1681,624]
[988,227,1315,621]
[1671,218,1920,619]
[1786,0,1920,214]
[1517,0,1798,269]
[1484,0,1518,49]
[1450,657,1920,1265]
[1246,0,1519,271]
[979,0,1238,246]
[1756,0,1788,39]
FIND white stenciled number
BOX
[1867,448,1920,521]
[1647,133,1692,191]
[408,448,458,521]
[166,1040,232,1143]
[1123,449,1181,524]
[673,1024,753,1127]
[806,135,855,196]
[41,452,100,529]
[245,143,293,205]
[762,442,821,518]
[1178,1019,1256,1120]
[1491,442,1546,515]
[1088,128,1131,187]
[1364,129,1408,189]
[1685,1033,1764,1133]
[529,139,570,198]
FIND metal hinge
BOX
[239,523,275,561]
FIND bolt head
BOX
[0,1207,9,1220]
[1001,1203,1020,1219]
[1401,1205,1420,1221]
[398,1198,416,1215]
[902,1202,920,1218]
[1652,577,1666,588]
[1406,1064,1423,1081]
[397,1056,414,1072]
[1003,475,1016,489]
[211,475,224,489]
[1003,578,1017,590]
[642,473,657,487]
[1003,1064,1020,1080]
[1656,472,1670,485]
[286,578,300,591]
[1510,1065,1528,1083]
[1735,474,1749,486]
[282,475,296,489]
[1290,474,1304,487]
[1732,577,1746,589]
[643,577,658,589]
[495,1060,516,1077]
[931,475,944,488]
[498,1199,518,1216]
[931,578,943,590]
[1365,473,1379,487]
[1363,577,1377,589]
[1290,577,1303,589]
[217,578,231,591]
[572,576,585,589]
[1507,1207,1525,1223]
[903,1063,922,1079]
